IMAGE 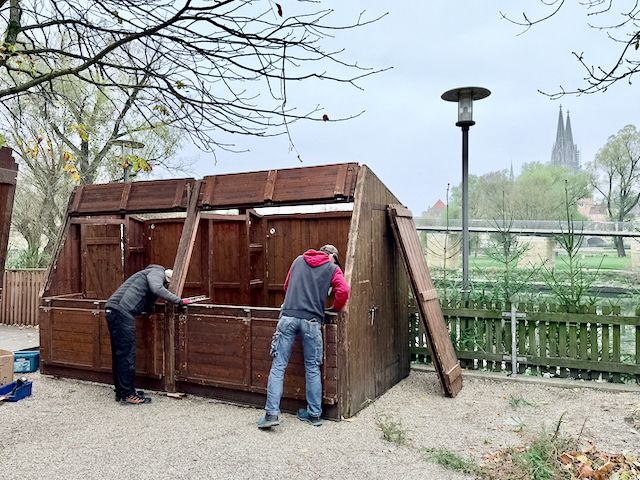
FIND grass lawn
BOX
[469,252,631,271]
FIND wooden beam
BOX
[164,180,203,392]
[119,183,132,211]
[0,167,17,185]
[263,170,277,202]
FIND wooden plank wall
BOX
[342,166,410,417]
[0,269,46,326]
[175,305,339,411]
[44,222,82,297]
[264,212,351,308]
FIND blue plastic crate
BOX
[13,351,39,373]
[0,379,32,402]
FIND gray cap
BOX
[319,244,341,268]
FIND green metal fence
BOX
[409,301,640,383]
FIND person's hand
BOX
[180,298,191,306]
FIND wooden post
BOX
[164,180,202,392]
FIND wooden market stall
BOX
[39,163,460,419]
[0,147,18,300]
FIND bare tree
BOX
[0,1,386,152]
[501,1,640,97]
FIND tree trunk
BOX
[614,236,626,257]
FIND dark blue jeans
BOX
[105,308,137,398]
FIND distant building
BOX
[550,106,581,171]
[577,198,608,222]
[423,199,446,219]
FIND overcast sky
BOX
[167,1,638,215]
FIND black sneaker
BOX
[120,393,152,405]
[257,414,280,429]
[297,408,322,426]
[115,390,146,402]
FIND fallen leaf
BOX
[577,463,594,478]
[560,453,574,465]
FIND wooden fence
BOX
[410,301,640,383]
[0,269,46,326]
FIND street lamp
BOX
[441,86,491,302]
[112,138,145,182]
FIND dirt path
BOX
[1,370,637,479]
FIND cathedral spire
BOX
[555,105,565,146]
[550,106,580,171]
[565,110,574,146]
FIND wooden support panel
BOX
[39,303,164,379]
[251,317,338,403]
[176,305,338,405]
[177,312,250,388]
[200,163,359,208]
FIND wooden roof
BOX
[67,163,360,216]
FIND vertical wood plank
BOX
[165,180,203,393]
[612,324,621,383]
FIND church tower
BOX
[550,106,581,170]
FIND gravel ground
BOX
[1,370,638,480]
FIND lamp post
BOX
[112,138,145,182]
[441,86,491,302]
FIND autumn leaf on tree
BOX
[276,3,282,17]
[322,114,329,122]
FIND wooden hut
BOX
[39,163,449,419]
[0,148,18,300]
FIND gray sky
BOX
[169,1,638,215]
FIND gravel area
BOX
[1,370,638,479]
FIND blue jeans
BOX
[265,315,324,417]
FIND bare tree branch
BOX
[501,1,640,96]
[1,0,387,150]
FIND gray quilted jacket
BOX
[106,264,181,318]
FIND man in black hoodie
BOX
[105,264,190,405]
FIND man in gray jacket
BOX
[105,264,190,404]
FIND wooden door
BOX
[124,216,147,278]
[207,214,250,305]
[81,224,124,299]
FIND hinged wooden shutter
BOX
[387,204,462,397]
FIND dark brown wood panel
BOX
[40,304,163,378]
[388,204,462,397]
[264,213,351,307]
[147,220,182,270]
[0,148,17,298]
[200,163,359,208]
[341,166,410,416]
[43,221,82,297]
[177,313,249,387]
[208,216,249,304]
[69,179,194,215]
[48,308,97,368]
[81,224,123,299]
[125,216,147,277]
[250,317,338,403]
